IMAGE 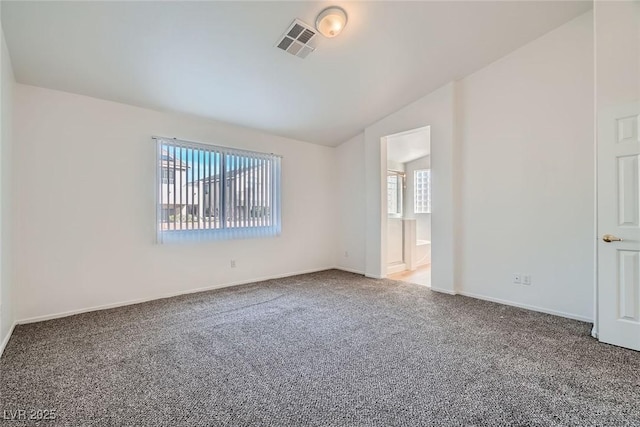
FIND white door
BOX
[598,103,640,351]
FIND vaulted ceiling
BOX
[2,1,592,146]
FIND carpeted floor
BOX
[1,270,639,426]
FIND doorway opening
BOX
[383,126,431,287]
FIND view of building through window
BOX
[157,139,281,241]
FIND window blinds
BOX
[155,137,282,243]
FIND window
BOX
[161,167,175,184]
[414,169,431,214]
[156,138,281,243]
[387,171,403,216]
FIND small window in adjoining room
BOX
[156,137,281,243]
[414,169,431,214]
[387,171,403,216]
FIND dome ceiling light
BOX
[315,6,348,38]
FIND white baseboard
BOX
[4,269,596,358]
[456,290,593,323]
[386,263,407,275]
[334,266,365,275]
[0,321,17,359]
[431,287,456,295]
[17,266,335,325]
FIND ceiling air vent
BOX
[275,19,317,59]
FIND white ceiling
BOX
[1,1,591,146]
[387,127,431,165]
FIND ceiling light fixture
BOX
[315,6,348,38]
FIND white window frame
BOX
[387,170,403,217]
[155,137,282,243]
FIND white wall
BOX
[387,160,405,172]
[595,1,639,110]
[457,11,594,321]
[403,155,431,242]
[335,133,366,274]
[387,218,404,265]
[0,22,14,349]
[13,84,337,321]
[336,10,594,320]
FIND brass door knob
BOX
[603,234,623,243]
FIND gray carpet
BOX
[1,270,639,426]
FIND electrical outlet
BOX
[230,260,236,268]
[513,274,522,284]
[522,275,531,285]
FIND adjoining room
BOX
[385,126,432,287]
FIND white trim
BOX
[384,125,431,140]
[334,266,365,275]
[152,136,283,159]
[0,321,17,359]
[386,262,407,275]
[365,273,385,279]
[457,290,593,323]
[592,5,599,341]
[155,139,161,244]
[5,269,596,357]
[431,287,456,295]
[17,267,334,325]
